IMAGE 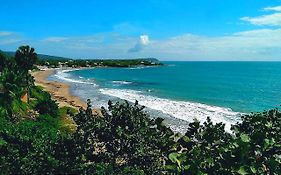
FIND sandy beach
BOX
[32,69,87,110]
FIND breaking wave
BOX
[54,69,97,86]
[112,80,133,85]
[99,88,242,132]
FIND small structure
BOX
[21,92,28,103]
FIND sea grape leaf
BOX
[182,136,191,143]
[237,166,248,175]
[168,152,181,167]
[240,134,250,143]
[0,138,7,146]
[250,166,257,174]
[165,164,177,170]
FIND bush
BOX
[72,100,175,174]
[1,99,281,174]
[0,113,60,174]
[30,86,59,117]
[166,109,281,175]
[34,98,58,117]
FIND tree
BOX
[0,52,7,72]
[15,45,37,72]
[14,46,38,103]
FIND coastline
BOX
[32,68,88,110]
[31,65,242,133]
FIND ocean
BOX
[49,61,281,132]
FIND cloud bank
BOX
[128,35,150,53]
[241,6,281,26]
[1,6,281,60]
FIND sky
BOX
[1,0,281,60]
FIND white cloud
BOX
[43,37,68,42]
[0,30,23,47]
[31,29,281,60]
[241,6,281,26]
[128,35,150,52]
[143,28,281,60]
[0,31,13,36]
[264,6,281,12]
[140,35,149,45]
[0,39,22,45]
[241,14,281,26]
[2,5,281,61]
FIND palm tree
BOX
[14,46,38,103]
[15,45,37,72]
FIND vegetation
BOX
[0,46,280,174]
[2,51,163,68]
[36,58,163,68]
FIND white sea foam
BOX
[54,69,97,86]
[61,69,80,73]
[127,67,146,70]
[99,88,242,132]
[112,80,133,85]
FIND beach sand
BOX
[32,69,88,110]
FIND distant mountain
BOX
[2,51,70,61]
[1,51,160,63]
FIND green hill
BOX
[2,51,70,61]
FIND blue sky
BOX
[1,0,281,60]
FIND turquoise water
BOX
[52,62,281,132]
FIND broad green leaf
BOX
[0,138,7,146]
[183,165,190,170]
[237,166,248,175]
[168,152,182,168]
[165,164,177,170]
[182,136,191,143]
[168,152,180,163]
[240,134,250,143]
[250,166,257,173]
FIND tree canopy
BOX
[15,45,37,72]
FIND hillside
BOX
[1,51,160,63]
[2,51,70,61]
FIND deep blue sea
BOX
[50,62,281,132]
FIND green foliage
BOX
[59,106,78,116]
[0,45,38,119]
[0,114,60,174]
[15,45,38,72]
[0,67,27,119]
[1,96,281,174]
[0,52,7,72]
[72,100,175,174]
[166,111,281,175]
[231,110,281,174]
[0,68,25,96]
[35,98,58,117]
[30,86,59,117]
[29,86,48,101]
[37,57,163,68]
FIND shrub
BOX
[34,98,58,117]
[166,110,281,175]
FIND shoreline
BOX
[32,66,241,133]
[32,68,88,110]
